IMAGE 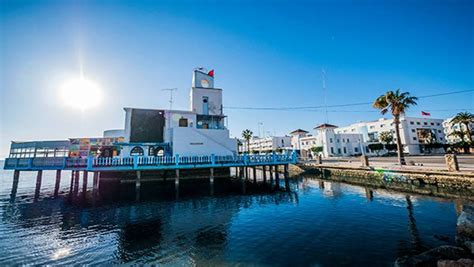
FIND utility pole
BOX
[162,88,178,110]
[322,69,328,124]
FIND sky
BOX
[1,0,473,158]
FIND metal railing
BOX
[4,152,297,171]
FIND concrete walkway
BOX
[303,155,474,173]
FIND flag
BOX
[421,111,431,116]
[208,69,214,77]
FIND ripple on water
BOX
[0,169,469,266]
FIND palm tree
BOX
[373,89,418,165]
[241,129,253,153]
[450,112,474,143]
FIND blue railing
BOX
[4,152,297,171]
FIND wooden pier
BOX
[5,152,296,200]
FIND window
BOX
[354,147,359,153]
[337,139,340,143]
[411,129,415,133]
[413,137,417,141]
[338,148,341,154]
[179,117,188,127]
[430,122,434,126]
[437,123,440,126]
[130,146,144,156]
[330,138,333,143]
[330,147,334,154]
[416,122,420,125]
[424,122,428,125]
[370,126,375,129]
[438,130,441,133]
[343,147,347,153]
[410,121,414,125]
[380,124,384,128]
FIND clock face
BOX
[201,79,209,88]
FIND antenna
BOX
[161,88,178,110]
[322,69,328,123]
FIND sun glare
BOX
[60,77,103,111]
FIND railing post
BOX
[87,156,93,170]
[211,154,216,166]
[272,151,276,164]
[244,154,248,166]
[28,158,33,169]
[291,150,297,163]
[175,154,180,166]
[63,157,67,169]
[133,155,138,169]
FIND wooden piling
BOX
[10,170,20,201]
[69,171,75,193]
[175,169,180,193]
[275,165,280,188]
[253,167,257,183]
[136,171,141,201]
[93,172,99,193]
[262,165,267,183]
[34,170,43,199]
[210,168,214,195]
[269,165,274,185]
[73,170,80,195]
[82,171,88,194]
[54,170,61,196]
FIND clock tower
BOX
[190,68,223,116]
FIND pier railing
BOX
[4,152,297,171]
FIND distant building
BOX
[240,136,292,153]
[291,124,364,158]
[289,129,309,150]
[442,117,474,143]
[335,116,445,154]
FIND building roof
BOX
[314,123,338,129]
[289,129,309,134]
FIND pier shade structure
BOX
[4,68,296,196]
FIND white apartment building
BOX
[443,117,474,143]
[240,136,292,153]
[335,116,446,155]
[290,124,365,158]
[289,129,309,150]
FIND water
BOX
[0,166,470,266]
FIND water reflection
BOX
[0,171,472,266]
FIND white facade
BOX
[289,129,309,150]
[335,116,446,155]
[241,136,292,153]
[443,117,474,143]
[291,124,364,158]
[121,68,237,158]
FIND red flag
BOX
[208,69,214,77]
[421,111,431,116]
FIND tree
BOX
[449,131,470,154]
[241,129,253,153]
[373,89,418,165]
[379,131,394,144]
[450,112,474,143]
[311,146,323,153]
[368,143,384,155]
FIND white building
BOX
[335,116,446,154]
[120,68,238,157]
[290,124,365,158]
[240,136,292,153]
[443,117,474,143]
[289,129,309,150]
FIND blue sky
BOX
[1,0,473,158]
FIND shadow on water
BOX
[1,170,472,265]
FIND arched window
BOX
[130,146,144,156]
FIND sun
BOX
[60,77,103,111]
